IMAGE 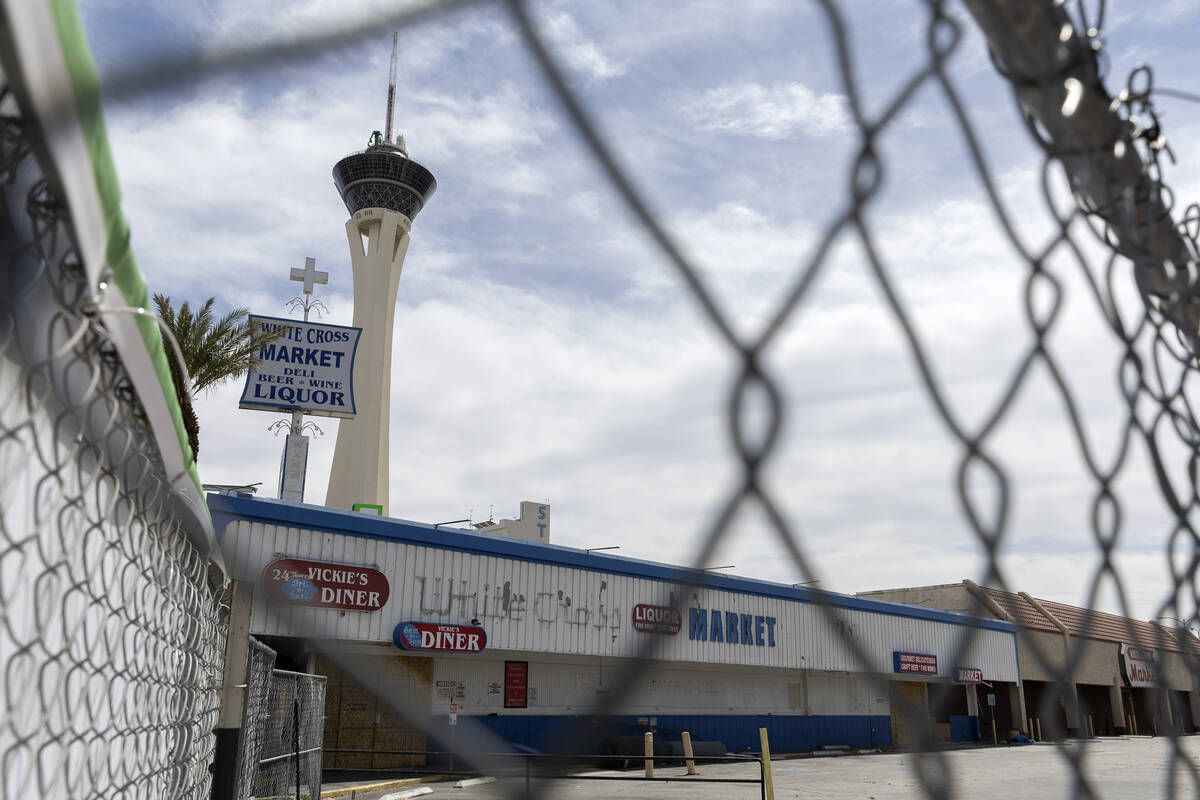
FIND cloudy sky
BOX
[77,0,1200,621]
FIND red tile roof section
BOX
[983,587,1199,655]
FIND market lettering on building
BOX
[632,604,682,634]
[894,651,938,675]
[394,621,488,653]
[1121,644,1160,687]
[954,666,984,684]
[688,607,777,646]
[262,557,389,611]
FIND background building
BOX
[324,133,436,515]
[859,581,1200,738]
[470,501,551,543]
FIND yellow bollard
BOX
[681,731,697,775]
[644,731,653,778]
[1036,718,1043,742]
[991,718,997,746]
[1088,715,1094,738]
[1028,717,1036,741]
[759,728,775,800]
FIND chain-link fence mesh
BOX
[0,57,228,800]
[235,637,278,798]
[241,668,325,800]
[8,0,1200,798]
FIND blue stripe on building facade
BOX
[424,714,894,757]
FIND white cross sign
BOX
[290,256,328,294]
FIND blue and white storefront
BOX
[212,494,1019,755]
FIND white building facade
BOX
[212,494,1019,756]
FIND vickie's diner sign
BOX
[262,557,390,611]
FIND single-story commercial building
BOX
[211,494,1019,763]
[859,581,1200,738]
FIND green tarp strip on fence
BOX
[48,0,204,497]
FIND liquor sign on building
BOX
[1120,644,1160,687]
[894,651,938,675]
[239,315,361,418]
[632,604,682,634]
[262,557,390,611]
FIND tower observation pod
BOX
[325,44,436,515]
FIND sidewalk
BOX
[320,775,444,798]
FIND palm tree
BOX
[154,293,283,458]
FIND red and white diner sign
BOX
[394,621,488,653]
[262,557,390,611]
[893,651,938,675]
[632,604,682,634]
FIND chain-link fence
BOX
[8,0,1200,798]
[243,1,1200,796]
[235,637,279,798]
[0,55,227,800]
[242,666,326,800]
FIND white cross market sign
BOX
[239,315,361,418]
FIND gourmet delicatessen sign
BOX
[262,557,390,611]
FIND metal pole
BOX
[960,0,1200,348]
[294,685,301,800]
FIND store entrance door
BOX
[890,681,928,748]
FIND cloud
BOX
[82,0,1200,624]
[535,9,627,81]
[680,81,851,140]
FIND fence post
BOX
[759,728,775,800]
[643,731,654,778]
[681,730,696,775]
[294,679,301,800]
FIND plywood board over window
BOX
[316,654,432,769]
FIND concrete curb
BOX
[381,788,433,800]
[320,775,444,798]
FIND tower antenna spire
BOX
[384,32,398,144]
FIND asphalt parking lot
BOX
[329,736,1200,800]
